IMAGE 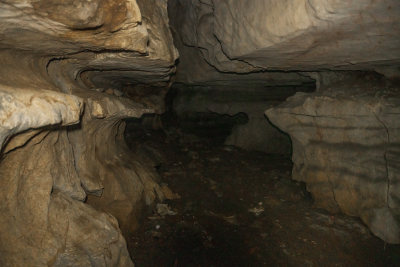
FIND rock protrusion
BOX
[266,84,400,244]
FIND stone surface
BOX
[0,0,177,265]
[0,87,169,265]
[169,0,400,74]
[0,86,83,149]
[0,126,134,266]
[0,1,399,265]
[266,75,400,244]
[168,0,317,85]
[169,0,400,244]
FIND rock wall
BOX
[266,73,400,244]
[169,0,400,244]
[0,0,177,265]
[168,0,400,157]
[169,0,400,74]
[1,2,399,264]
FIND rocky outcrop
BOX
[266,74,400,244]
[0,0,177,265]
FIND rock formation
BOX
[168,0,400,244]
[0,0,177,265]
[266,73,400,244]
[168,0,316,153]
[169,0,400,73]
[0,0,399,265]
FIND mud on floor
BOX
[125,127,400,267]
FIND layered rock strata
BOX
[169,0,400,75]
[0,0,177,265]
[266,74,400,244]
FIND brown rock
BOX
[266,80,400,244]
[0,0,177,265]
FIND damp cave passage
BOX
[122,81,399,267]
[2,0,400,266]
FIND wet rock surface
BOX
[125,124,400,266]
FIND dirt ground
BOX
[125,124,400,267]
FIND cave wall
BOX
[169,0,400,74]
[168,0,400,244]
[0,0,177,265]
[267,73,400,244]
[168,0,316,153]
[0,1,400,264]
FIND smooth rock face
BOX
[0,86,83,149]
[0,0,177,265]
[266,76,400,244]
[168,0,320,84]
[170,0,400,73]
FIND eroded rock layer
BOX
[169,0,400,75]
[1,0,400,264]
[266,74,400,244]
[0,0,177,265]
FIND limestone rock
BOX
[48,192,134,267]
[0,126,134,266]
[168,0,316,86]
[265,81,400,244]
[0,86,83,148]
[0,0,177,265]
[170,0,400,73]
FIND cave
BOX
[0,0,399,266]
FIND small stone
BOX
[156,203,177,216]
[248,207,264,216]
[113,89,123,97]
[105,88,114,95]
[160,184,181,200]
[188,151,199,159]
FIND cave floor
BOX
[125,127,399,267]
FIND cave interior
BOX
[0,0,399,266]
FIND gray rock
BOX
[113,89,124,97]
